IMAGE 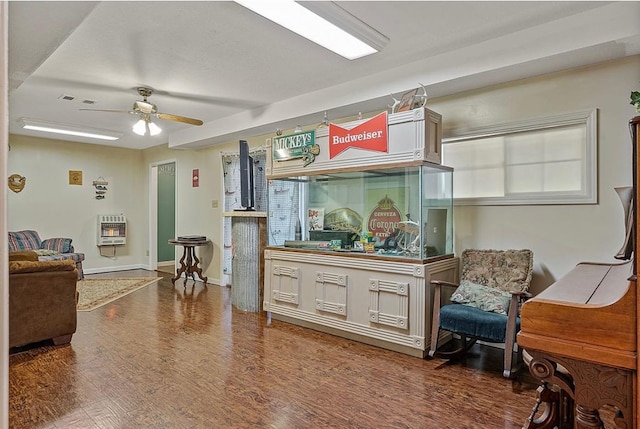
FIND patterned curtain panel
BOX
[221,148,267,280]
[268,180,299,246]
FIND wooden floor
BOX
[10,270,543,429]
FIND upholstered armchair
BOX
[428,249,534,378]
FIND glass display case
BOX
[266,162,453,261]
[263,108,458,358]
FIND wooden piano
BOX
[518,116,640,429]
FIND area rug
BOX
[76,277,161,311]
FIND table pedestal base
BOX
[169,240,209,286]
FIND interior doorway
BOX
[157,162,176,273]
[149,160,177,274]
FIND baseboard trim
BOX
[83,264,148,274]
[83,264,223,287]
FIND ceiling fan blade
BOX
[155,112,203,126]
[80,108,136,115]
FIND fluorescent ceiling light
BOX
[19,118,122,141]
[234,0,388,60]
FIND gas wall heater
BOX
[97,214,127,246]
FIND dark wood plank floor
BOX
[10,270,542,429]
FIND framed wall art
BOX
[69,170,83,185]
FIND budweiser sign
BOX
[329,112,388,159]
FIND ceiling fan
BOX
[81,87,203,136]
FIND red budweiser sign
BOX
[329,112,388,159]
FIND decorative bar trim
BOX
[316,299,346,315]
[272,265,300,305]
[273,290,299,304]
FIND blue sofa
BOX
[8,230,85,279]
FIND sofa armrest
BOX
[9,259,76,274]
[9,266,78,348]
[8,251,39,262]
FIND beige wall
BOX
[7,136,146,273]
[141,135,271,285]
[430,55,640,294]
[6,55,640,296]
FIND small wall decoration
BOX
[69,170,83,185]
[411,84,429,109]
[272,130,319,166]
[396,88,418,113]
[390,83,428,113]
[93,177,108,200]
[8,174,26,193]
[307,208,325,231]
[192,169,199,187]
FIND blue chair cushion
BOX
[439,303,520,343]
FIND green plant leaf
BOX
[631,90,640,105]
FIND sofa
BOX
[8,230,85,279]
[9,259,78,349]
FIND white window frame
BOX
[442,109,597,206]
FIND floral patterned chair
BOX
[428,249,534,378]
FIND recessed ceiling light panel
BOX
[18,118,122,141]
[235,0,388,60]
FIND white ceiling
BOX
[8,1,640,150]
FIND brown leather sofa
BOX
[9,259,78,349]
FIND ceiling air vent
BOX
[82,99,96,105]
[58,94,75,101]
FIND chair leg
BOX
[503,301,519,378]
[431,334,477,359]
[504,347,514,378]
[429,329,440,357]
[428,326,439,358]
[503,335,517,378]
[428,284,442,358]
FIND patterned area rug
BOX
[77,277,161,311]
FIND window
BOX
[442,110,597,205]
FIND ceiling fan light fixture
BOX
[18,118,122,141]
[132,118,147,136]
[148,121,162,136]
[133,117,162,136]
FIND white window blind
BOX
[442,110,597,205]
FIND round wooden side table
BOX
[168,238,210,285]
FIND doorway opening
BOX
[149,160,177,274]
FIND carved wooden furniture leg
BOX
[185,246,194,285]
[169,239,210,286]
[575,405,604,429]
[172,246,189,285]
[559,389,574,429]
[523,383,561,429]
[191,249,208,284]
[527,351,633,429]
